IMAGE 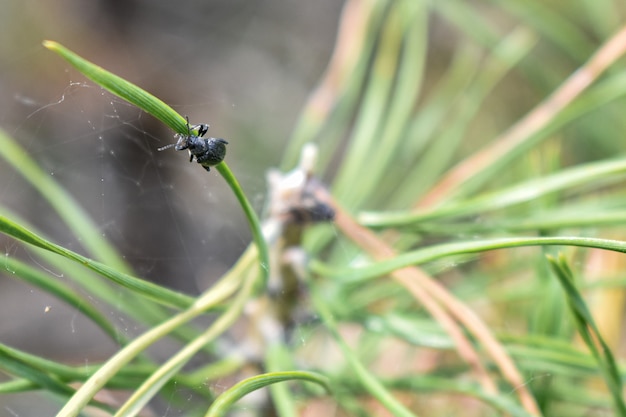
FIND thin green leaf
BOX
[395,25,538,204]
[0,215,194,309]
[311,236,626,283]
[215,163,269,292]
[494,0,595,61]
[387,376,535,417]
[204,371,331,417]
[0,343,91,385]
[312,289,419,417]
[281,0,388,171]
[178,357,245,387]
[361,157,626,227]
[332,0,410,206]
[333,0,428,209]
[44,40,270,292]
[0,347,113,412]
[114,272,257,417]
[409,210,626,235]
[55,265,243,417]
[43,40,188,134]
[0,208,210,352]
[0,347,74,397]
[2,256,121,343]
[385,41,479,209]
[0,343,152,391]
[0,379,38,393]
[547,254,626,415]
[265,344,302,417]
[0,128,129,273]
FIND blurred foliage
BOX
[3,0,626,416]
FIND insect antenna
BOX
[158,116,206,152]
[157,143,178,152]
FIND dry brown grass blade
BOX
[317,189,541,416]
[416,24,626,210]
[298,0,373,125]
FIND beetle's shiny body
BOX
[159,117,228,171]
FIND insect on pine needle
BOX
[159,116,228,171]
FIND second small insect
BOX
[159,116,228,171]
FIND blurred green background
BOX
[3,0,626,415]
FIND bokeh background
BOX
[3,0,626,415]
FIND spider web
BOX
[1,73,273,417]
